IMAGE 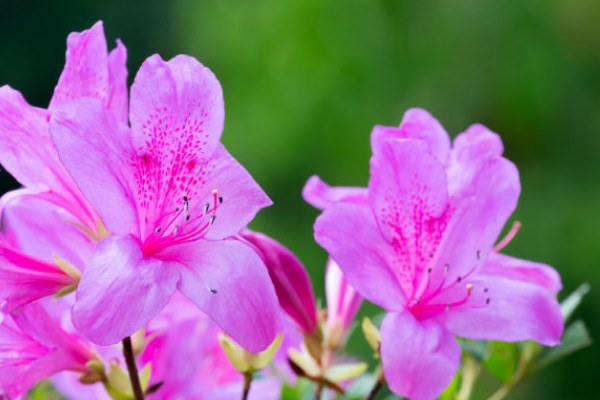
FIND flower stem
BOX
[313,381,323,400]
[366,367,385,400]
[242,372,253,400]
[486,355,529,400]
[122,336,145,400]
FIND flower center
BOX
[141,189,223,256]
[408,249,491,320]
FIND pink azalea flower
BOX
[309,108,564,400]
[241,230,318,333]
[0,302,95,398]
[0,21,127,236]
[49,54,280,351]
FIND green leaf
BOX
[280,378,313,400]
[483,341,520,383]
[560,283,590,322]
[458,338,489,362]
[532,320,592,371]
[343,372,378,398]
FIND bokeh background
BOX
[1,0,599,398]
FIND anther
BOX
[203,203,210,214]
[155,227,162,233]
[174,225,179,234]
[427,267,432,273]
[218,196,224,204]
[209,215,216,225]
[446,304,451,311]
[476,250,481,260]
[484,288,489,293]
[457,276,462,283]
[444,264,449,274]
[415,299,420,305]
[186,214,191,221]
[486,298,490,304]
[209,288,218,294]
[183,195,188,202]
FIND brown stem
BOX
[242,372,253,400]
[313,380,324,400]
[122,336,145,400]
[365,368,385,400]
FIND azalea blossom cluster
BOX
[0,22,571,400]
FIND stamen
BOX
[493,221,522,253]
[155,227,162,233]
[219,196,224,204]
[209,288,218,294]
[203,203,210,215]
[209,215,216,225]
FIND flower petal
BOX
[381,310,461,400]
[129,54,223,163]
[50,97,139,236]
[241,230,318,333]
[169,239,280,353]
[436,272,563,346]
[369,139,449,298]
[326,259,362,331]
[202,145,272,240]
[72,236,180,345]
[447,123,505,198]
[0,244,76,312]
[371,108,451,164]
[1,192,93,268]
[107,39,129,124]
[49,21,125,119]
[432,156,520,286]
[0,86,57,191]
[484,252,562,294]
[302,175,367,210]
[314,201,406,310]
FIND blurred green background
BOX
[1,0,598,398]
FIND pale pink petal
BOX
[436,272,563,346]
[168,239,280,353]
[129,54,223,164]
[72,236,180,345]
[0,86,58,191]
[1,193,93,268]
[49,21,110,112]
[50,97,139,236]
[326,259,362,330]
[128,55,239,239]
[0,243,76,312]
[431,157,520,288]
[371,108,451,164]
[369,139,449,299]
[201,145,272,240]
[314,201,406,311]
[241,230,318,333]
[381,310,461,400]
[302,175,367,210]
[107,39,129,124]
[0,303,93,397]
[447,123,504,198]
[484,252,562,294]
